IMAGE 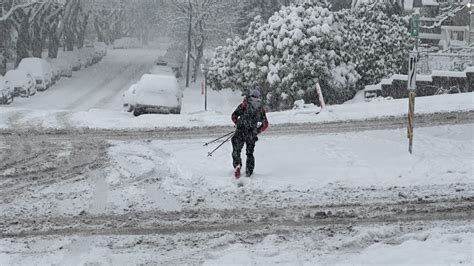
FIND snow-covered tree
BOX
[335,2,411,90]
[165,0,239,84]
[208,2,359,110]
[351,0,403,15]
[235,0,295,36]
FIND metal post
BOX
[407,9,420,154]
[204,69,207,111]
[407,91,416,154]
[185,0,192,88]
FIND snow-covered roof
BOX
[432,70,467,78]
[418,75,433,82]
[392,74,408,81]
[422,0,439,6]
[364,84,381,91]
[380,78,393,85]
[465,66,474,73]
[441,26,469,31]
[404,0,413,10]
[419,33,442,40]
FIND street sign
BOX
[411,11,420,37]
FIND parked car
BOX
[0,76,14,104]
[77,48,94,67]
[5,69,36,97]
[149,65,174,76]
[84,40,94,48]
[50,64,61,84]
[62,52,82,71]
[132,74,183,116]
[47,58,73,78]
[94,42,107,56]
[18,57,53,91]
[122,84,138,112]
[149,58,178,77]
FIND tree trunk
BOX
[0,24,8,75]
[77,13,89,49]
[16,11,30,66]
[48,22,59,58]
[193,41,203,83]
[185,1,192,87]
[192,20,205,83]
[31,23,43,58]
[94,17,105,43]
[65,29,75,51]
[64,0,80,52]
[141,27,149,45]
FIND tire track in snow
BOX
[1,196,471,238]
[0,137,110,201]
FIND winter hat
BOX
[248,89,262,109]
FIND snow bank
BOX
[0,92,472,130]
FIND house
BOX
[439,25,470,49]
[411,0,472,48]
[364,69,472,100]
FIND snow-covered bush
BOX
[335,2,411,91]
[293,99,316,109]
[208,2,359,110]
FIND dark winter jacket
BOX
[231,99,269,134]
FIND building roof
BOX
[422,0,439,6]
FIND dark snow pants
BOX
[231,129,257,175]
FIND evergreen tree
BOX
[235,0,293,36]
[335,2,411,90]
[208,2,359,110]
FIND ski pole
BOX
[203,131,234,146]
[207,133,234,157]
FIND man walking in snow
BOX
[231,89,269,178]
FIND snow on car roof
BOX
[5,69,30,79]
[19,57,44,66]
[137,74,179,92]
[18,57,50,72]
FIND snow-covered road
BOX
[7,49,162,111]
[1,121,472,264]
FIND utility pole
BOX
[185,0,192,88]
[200,63,208,111]
[407,9,420,154]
